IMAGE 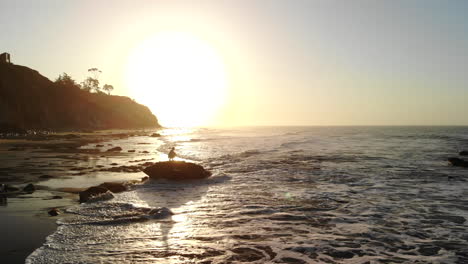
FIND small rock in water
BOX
[23,183,35,193]
[460,150,468,156]
[150,133,161,137]
[98,182,127,193]
[106,146,122,152]
[79,186,112,203]
[141,176,149,182]
[128,150,135,152]
[48,208,60,216]
[143,161,212,181]
[448,157,468,168]
[95,144,104,147]
[148,207,173,219]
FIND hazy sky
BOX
[1,0,468,126]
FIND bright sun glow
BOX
[126,32,228,127]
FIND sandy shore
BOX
[0,194,74,264]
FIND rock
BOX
[106,146,122,152]
[141,176,149,182]
[128,150,135,152]
[95,144,104,147]
[98,182,127,193]
[142,151,149,153]
[143,161,212,181]
[460,151,468,156]
[51,195,63,199]
[150,133,161,137]
[39,174,54,179]
[23,183,35,193]
[148,207,173,219]
[79,186,112,203]
[48,208,60,216]
[448,157,468,167]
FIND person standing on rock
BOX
[168,147,176,161]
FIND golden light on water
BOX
[126,32,228,127]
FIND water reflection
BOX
[135,176,230,253]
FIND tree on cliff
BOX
[81,77,100,92]
[81,68,102,93]
[55,73,80,89]
[102,84,114,95]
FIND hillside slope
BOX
[0,63,160,131]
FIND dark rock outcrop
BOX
[98,182,127,193]
[48,208,60,216]
[106,146,122,152]
[460,151,468,156]
[143,161,212,181]
[448,157,468,168]
[0,63,160,131]
[23,183,35,193]
[79,186,113,203]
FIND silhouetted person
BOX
[168,147,176,161]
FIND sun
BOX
[125,31,228,127]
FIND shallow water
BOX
[26,127,468,263]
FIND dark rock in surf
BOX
[460,151,468,156]
[148,207,173,219]
[143,161,211,181]
[79,186,113,203]
[48,208,60,216]
[448,157,468,168]
[128,150,135,152]
[98,182,127,193]
[23,183,35,193]
[106,146,122,152]
[150,133,161,137]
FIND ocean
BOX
[26,126,468,263]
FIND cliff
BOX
[0,63,160,131]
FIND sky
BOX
[1,0,468,126]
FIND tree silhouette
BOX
[102,84,114,95]
[55,73,78,88]
[81,68,102,93]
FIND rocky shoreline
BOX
[0,130,169,263]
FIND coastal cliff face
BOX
[0,63,160,131]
